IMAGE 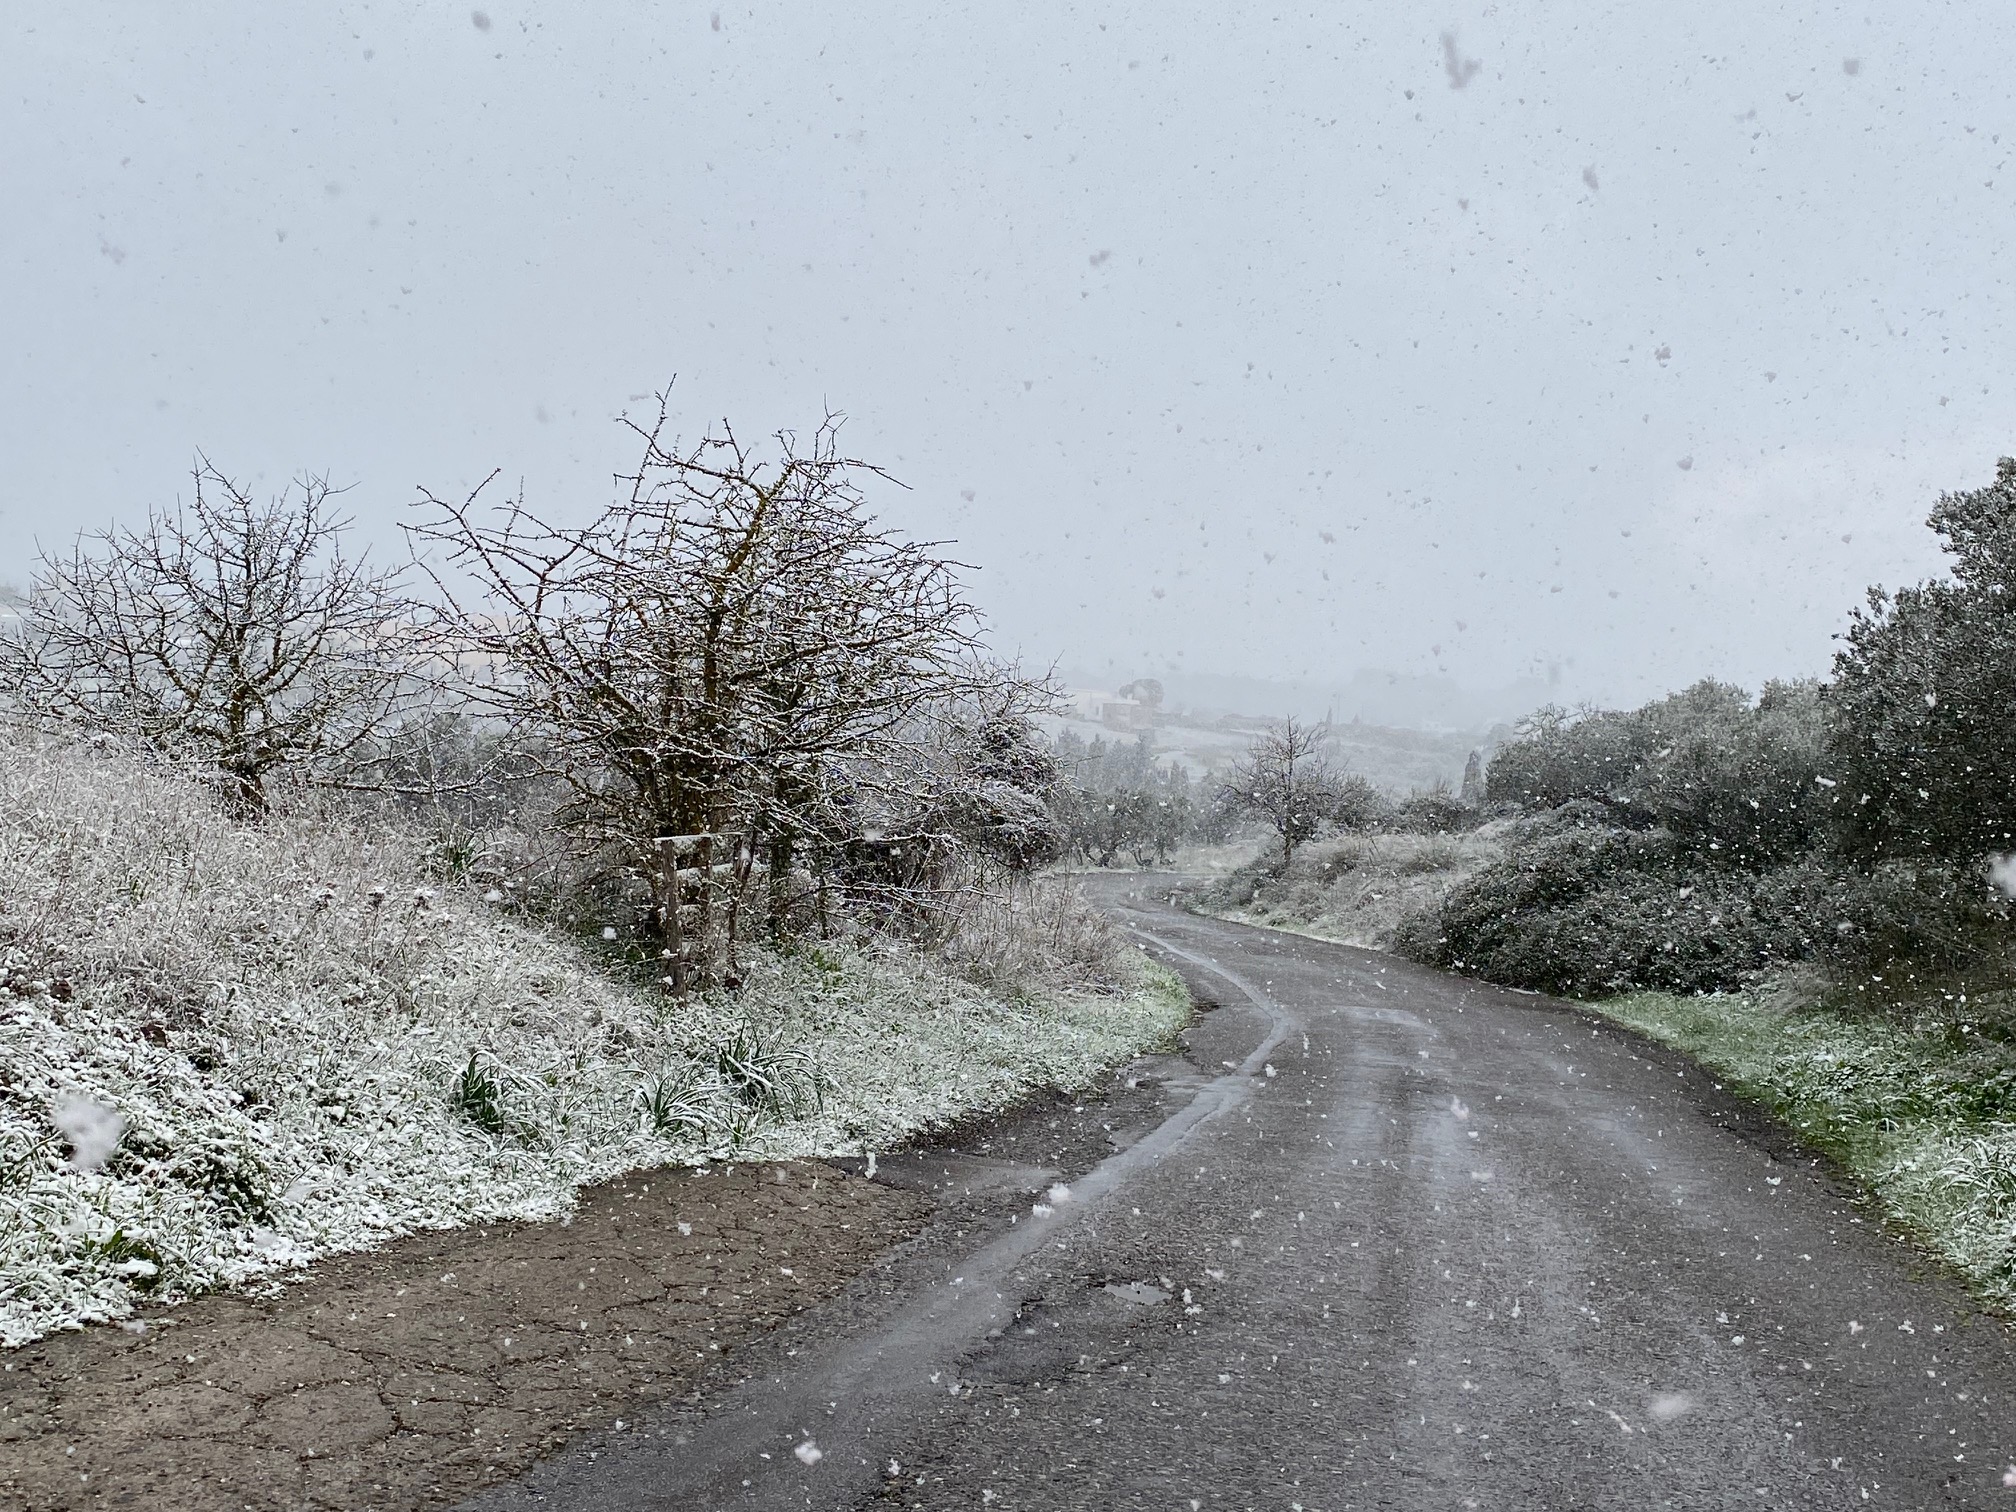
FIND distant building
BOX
[1065,688,1159,732]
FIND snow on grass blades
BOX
[638,1062,719,1140]
[0,734,1187,1346]
[1593,987,2016,1309]
[713,1021,826,1122]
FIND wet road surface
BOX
[466,876,2016,1511]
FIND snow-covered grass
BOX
[1593,985,2016,1310]
[1195,825,1512,950]
[0,733,1186,1346]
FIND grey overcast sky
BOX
[4,2,2012,712]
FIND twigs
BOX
[405,390,1046,991]
[0,460,419,817]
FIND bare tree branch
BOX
[406,392,1017,989]
[1221,715,1348,867]
[0,460,419,815]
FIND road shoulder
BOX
[1,1162,929,1511]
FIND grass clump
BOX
[1591,983,2016,1308]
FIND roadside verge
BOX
[1585,988,2016,1315]
[0,958,1192,1512]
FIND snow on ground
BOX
[1198,825,1513,951]
[0,735,1186,1347]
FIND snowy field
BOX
[0,736,1187,1347]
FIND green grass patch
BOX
[1591,987,2016,1309]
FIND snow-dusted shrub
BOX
[939,878,1132,997]
[0,731,721,1343]
[1399,828,1832,996]
[1401,818,2011,999]
[1197,826,1510,952]
[0,732,1187,1345]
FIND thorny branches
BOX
[407,394,1046,989]
[0,460,416,816]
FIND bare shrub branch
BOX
[407,393,1020,988]
[0,460,417,815]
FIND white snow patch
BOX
[52,1096,124,1171]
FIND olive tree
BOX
[1221,715,1347,867]
[0,461,415,815]
[1830,456,2016,864]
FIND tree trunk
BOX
[655,836,689,995]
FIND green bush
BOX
[1482,680,1830,867]
[1441,459,2016,998]
[1389,788,1480,834]
[1809,860,2012,982]
[1398,814,2015,998]
[1396,825,1826,995]
[1331,776,1394,832]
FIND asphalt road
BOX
[468,876,2016,1511]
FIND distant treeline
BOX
[1046,726,1489,868]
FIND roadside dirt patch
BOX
[0,1161,930,1511]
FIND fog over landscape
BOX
[8,1,2012,715]
[18,9,2016,1509]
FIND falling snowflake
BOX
[53,1095,124,1171]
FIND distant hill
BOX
[1141,667,1555,733]
[1043,661,1550,793]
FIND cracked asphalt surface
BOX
[476,876,2016,1511]
[0,1162,931,1510]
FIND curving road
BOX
[469,876,2016,1511]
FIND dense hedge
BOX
[1395,810,2008,996]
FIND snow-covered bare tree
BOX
[0,461,415,816]
[408,397,996,990]
[1221,715,1346,867]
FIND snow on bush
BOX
[0,733,1184,1346]
[1199,826,1511,952]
